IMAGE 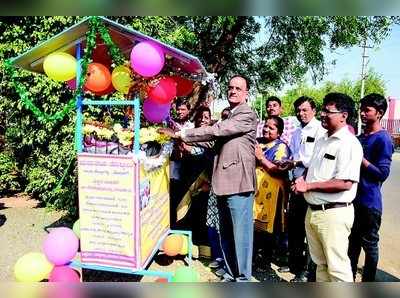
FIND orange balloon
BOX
[84,63,111,93]
[162,234,184,257]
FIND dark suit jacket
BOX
[182,102,257,196]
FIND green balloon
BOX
[171,266,199,282]
[72,219,80,238]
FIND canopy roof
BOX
[11,16,207,78]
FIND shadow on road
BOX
[376,269,400,281]
[0,214,6,227]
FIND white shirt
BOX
[290,117,326,178]
[304,126,363,205]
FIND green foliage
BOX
[0,16,395,216]
[280,69,386,117]
[0,152,21,195]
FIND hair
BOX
[293,96,316,110]
[220,107,230,120]
[265,115,284,136]
[265,96,282,107]
[229,74,250,91]
[176,100,191,110]
[360,93,388,117]
[193,106,211,127]
[323,92,355,121]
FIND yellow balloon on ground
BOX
[180,235,189,255]
[43,52,77,82]
[14,252,54,282]
[111,65,133,94]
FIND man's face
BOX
[176,105,189,121]
[360,105,382,125]
[296,101,316,126]
[227,77,248,107]
[266,101,282,116]
[320,102,347,132]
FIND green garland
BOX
[4,16,127,123]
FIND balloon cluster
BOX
[162,234,190,257]
[14,221,81,282]
[43,41,195,124]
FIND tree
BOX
[0,16,395,215]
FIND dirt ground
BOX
[1,172,399,283]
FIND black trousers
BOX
[348,204,382,282]
[288,192,316,278]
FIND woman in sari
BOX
[253,115,291,276]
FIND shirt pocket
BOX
[319,152,337,180]
[222,159,239,169]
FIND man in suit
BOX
[159,75,257,281]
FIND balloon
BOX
[130,42,165,77]
[43,52,77,82]
[92,82,115,96]
[143,98,171,124]
[49,266,80,282]
[72,219,80,238]
[171,266,199,282]
[172,76,194,97]
[148,77,177,104]
[111,65,133,94]
[179,235,189,255]
[43,227,79,266]
[14,252,53,282]
[84,63,111,93]
[67,79,77,90]
[92,43,112,68]
[162,234,184,257]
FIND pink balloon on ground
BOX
[43,227,79,266]
[143,98,171,123]
[49,266,80,282]
[130,42,165,77]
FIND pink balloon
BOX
[49,266,80,282]
[130,42,165,77]
[143,98,171,123]
[67,79,76,90]
[43,227,79,266]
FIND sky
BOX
[317,24,400,99]
[213,22,400,114]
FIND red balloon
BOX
[148,77,177,104]
[171,76,194,97]
[84,63,111,93]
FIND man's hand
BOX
[292,176,308,193]
[157,127,178,139]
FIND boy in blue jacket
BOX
[348,93,394,281]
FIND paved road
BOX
[376,152,400,281]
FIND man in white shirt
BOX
[278,96,326,282]
[292,92,363,282]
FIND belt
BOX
[308,202,352,211]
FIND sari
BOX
[254,138,291,233]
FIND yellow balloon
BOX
[180,235,189,255]
[111,65,133,94]
[43,52,77,82]
[14,252,54,282]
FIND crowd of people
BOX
[158,74,394,282]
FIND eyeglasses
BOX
[320,108,343,115]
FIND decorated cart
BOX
[9,16,208,281]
